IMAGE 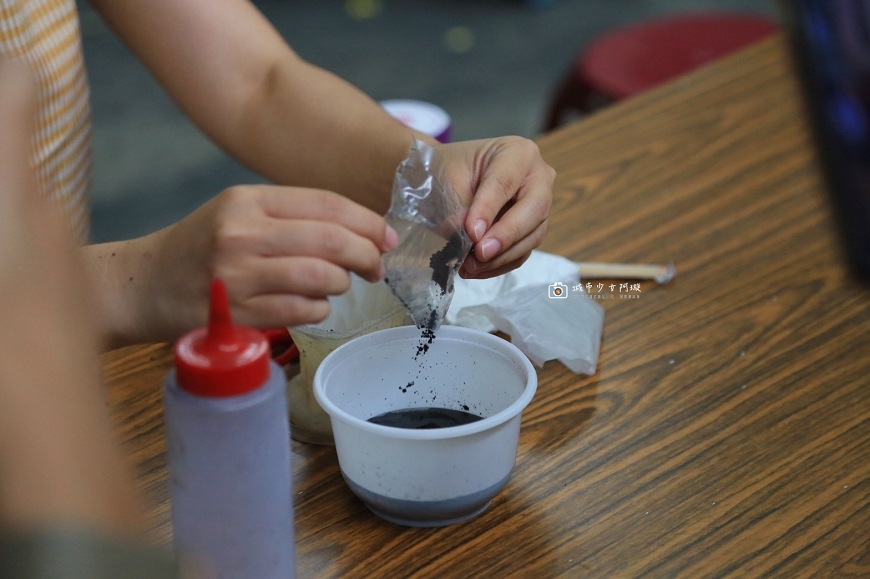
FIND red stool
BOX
[544,13,778,131]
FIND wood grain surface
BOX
[103,36,870,578]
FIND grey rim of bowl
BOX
[313,325,537,441]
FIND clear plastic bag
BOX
[287,275,406,444]
[383,139,472,332]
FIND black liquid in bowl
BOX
[367,407,483,429]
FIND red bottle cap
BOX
[174,279,270,397]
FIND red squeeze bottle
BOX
[162,279,294,578]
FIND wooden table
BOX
[103,36,870,577]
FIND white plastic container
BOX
[163,279,294,578]
[381,99,452,143]
[314,325,536,527]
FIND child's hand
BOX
[434,137,555,279]
[117,185,398,344]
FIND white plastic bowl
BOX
[313,325,536,527]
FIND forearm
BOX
[81,234,167,350]
[90,0,425,214]
[0,58,145,541]
[229,57,421,214]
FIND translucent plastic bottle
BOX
[163,279,294,578]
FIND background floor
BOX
[78,0,777,242]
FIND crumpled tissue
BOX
[446,250,604,374]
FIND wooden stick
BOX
[575,262,676,284]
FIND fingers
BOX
[229,256,351,300]
[217,256,350,329]
[236,218,386,283]
[463,139,534,246]
[239,294,332,328]
[189,185,398,336]
[257,186,398,253]
[462,138,555,272]
[460,220,547,279]
[460,252,533,280]
[145,183,401,342]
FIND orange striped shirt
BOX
[0,0,90,242]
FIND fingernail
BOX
[465,256,479,272]
[473,219,487,242]
[378,262,387,279]
[479,238,500,261]
[384,224,399,251]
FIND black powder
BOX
[429,231,464,295]
[423,308,439,333]
[400,231,465,384]
[413,312,438,361]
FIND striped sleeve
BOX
[0,0,91,243]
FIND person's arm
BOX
[88,0,553,276]
[0,60,143,544]
[0,61,192,578]
[84,0,553,347]
[83,185,398,349]
[88,0,413,214]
